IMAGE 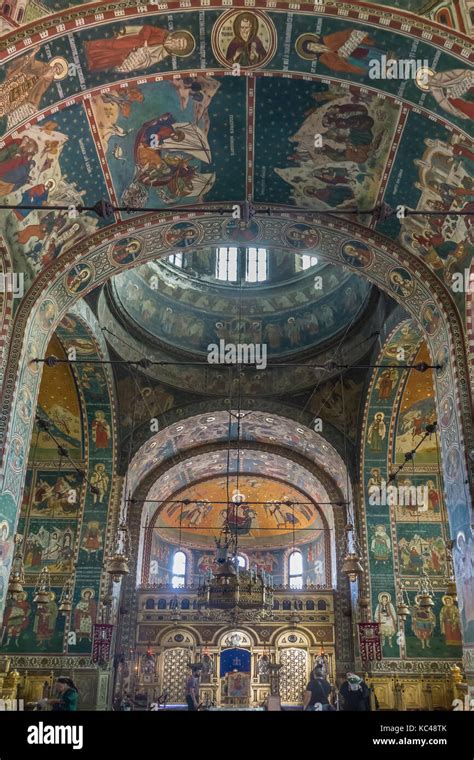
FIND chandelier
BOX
[197,492,273,621]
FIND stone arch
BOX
[0,214,472,658]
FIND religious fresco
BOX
[152,475,325,550]
[393,343,440,464]
[0,105,110,281]
[256,79,400,211]
[362,321,462,660]
[0,7,469,302]
[28,334,82,461]
[1,586,65,653]
[112,263,371,358]
[377,112,473,301]
[0,309,116,655]
[89,76,245,208]
[130,410,350,505]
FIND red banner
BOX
[358,623,382,661]
[92,624,114,663]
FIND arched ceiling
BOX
[127,409,351,502]
[0,2,471,304]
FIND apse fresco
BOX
[362,322,462,660]
[153,475,326,549]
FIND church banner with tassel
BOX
[358,623,382,661]
[92,624,114,663]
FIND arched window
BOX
[317,599,327,611]
[236,554,247,569]
[181,598,190,610]
[289,550,303,589]
[168,252,183,268]
[145,598,155,610]
[282,599,291,611]
[306,600,315,611]
[157,599,167,610]
[297,254,318,271]
[245,247,267,282]
[215,247,238,281]
[272,599,280,610]
[171,550,186,588]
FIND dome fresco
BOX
[110,252,372,357]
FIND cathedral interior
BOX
[0,0,472,718]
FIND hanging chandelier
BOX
[106,523,131,582]
[7,535,25,599]
[340,523,364,582]
[33,568,54,608]
[197,492,273,621]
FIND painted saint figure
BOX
[73,588,97,642]
[1,592,30,648]
[83,25,195,73]
[225,12,268,67]
[371,525,391,563]
[295,29,386,75]
[33,592,58,649]
[411,599,436,649]
[0,51,68,129]
[91,411,111,449]
[374,593,397,648]
[367,412,386,453]
[90,464,109,504]
[439,595,462,646]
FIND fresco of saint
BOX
[225,13,268,67]
[83,25,195,73]
[0,51,68,129]
[374,593,398,648]
[295,30,386,75]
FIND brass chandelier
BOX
[197,491,274,622]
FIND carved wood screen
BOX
[279,647,308,704]
[161,648,189,704]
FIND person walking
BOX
[185,666,201,711]
[303,667,334,711]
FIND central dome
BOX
[110,247,371,358]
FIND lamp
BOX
[33,568,54,608]
[106,523,131,582]
[58,575,74,614]
[340,524,364,582]
[7,535,25,599]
